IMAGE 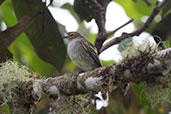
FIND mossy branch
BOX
[0,48,171,113]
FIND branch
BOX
[102,19,134,40]
[29,48,171,97]
[86,0,107,52]
[86,1,133,54]
[0,48,170,113]
[100,0,169,53]
[0,12,40,50]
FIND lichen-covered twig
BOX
[100,0,169,53]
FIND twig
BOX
[144,0,151,6]
[100,0,169,53]
[86,0,106,33]
[96,19,134,54]
[102,19,134,39]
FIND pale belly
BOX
[67,39,98,71]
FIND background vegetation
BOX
[0,0,170,113]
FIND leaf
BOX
[162,0,171,17]
[10,32,59,76]
[113,0,157,27]
[0,13,36,62]
[12,0,67,72]
[0,0,17,26]
[133,83,151,107]
[101,60,115,66]
[74,0,111,22]
[152,13,171,41]
[163,40,171,48]
[152,1,171,41]
[0,16,36,51]
[73,0,93,22]
[0,0,59,76]
[0,0,5,5]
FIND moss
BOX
[144,64,171,108]
[144,83,171,108]
[118,40,171,107]
[0,60,33,113]
[54,93,97,114]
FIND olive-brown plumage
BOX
[66,32,102,71]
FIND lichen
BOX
[121,40,157,60]
[119,40,171,107]
[144,64,171,108]
[84,77,102,90]
[0,60,32,113]
[53,93,97,114]
[144,83,171,108]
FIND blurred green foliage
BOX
[0,0,59,76]
[13,0,67,73]
[0,0,170,113]
[114,0,157,29]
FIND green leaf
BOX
[2,105,11,114]
[74,0,93,22]
[113,0,157,27]
[74,0,111,22]
[101,60,115,66]
[9,34,59,76]
[12,0,67,72]
[0,2,36,63]
[163,40,171,48]
[0,0,5,5]
[0,0,17,26]
[152,1,171,41]
[88,33,96,45]
[162,0,171,17]
[133,84,154,114]
[152,13,171,41]
[0,16,36,53]
[0,0,60,76]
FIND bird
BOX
[66,32,102,71]
[65,32,109,110]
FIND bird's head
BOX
[65,32,84,41]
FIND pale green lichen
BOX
[144,57,171,108]
[121,40,157,59]
[144,83,171,108]
[54,93,97,114]
[0,60,32,113]
[120,40,171,107]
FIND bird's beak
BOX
[64,36,68,39]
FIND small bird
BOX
[66,32,102,71]
[65,32,109,109]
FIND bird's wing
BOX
[81,39,102,67]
